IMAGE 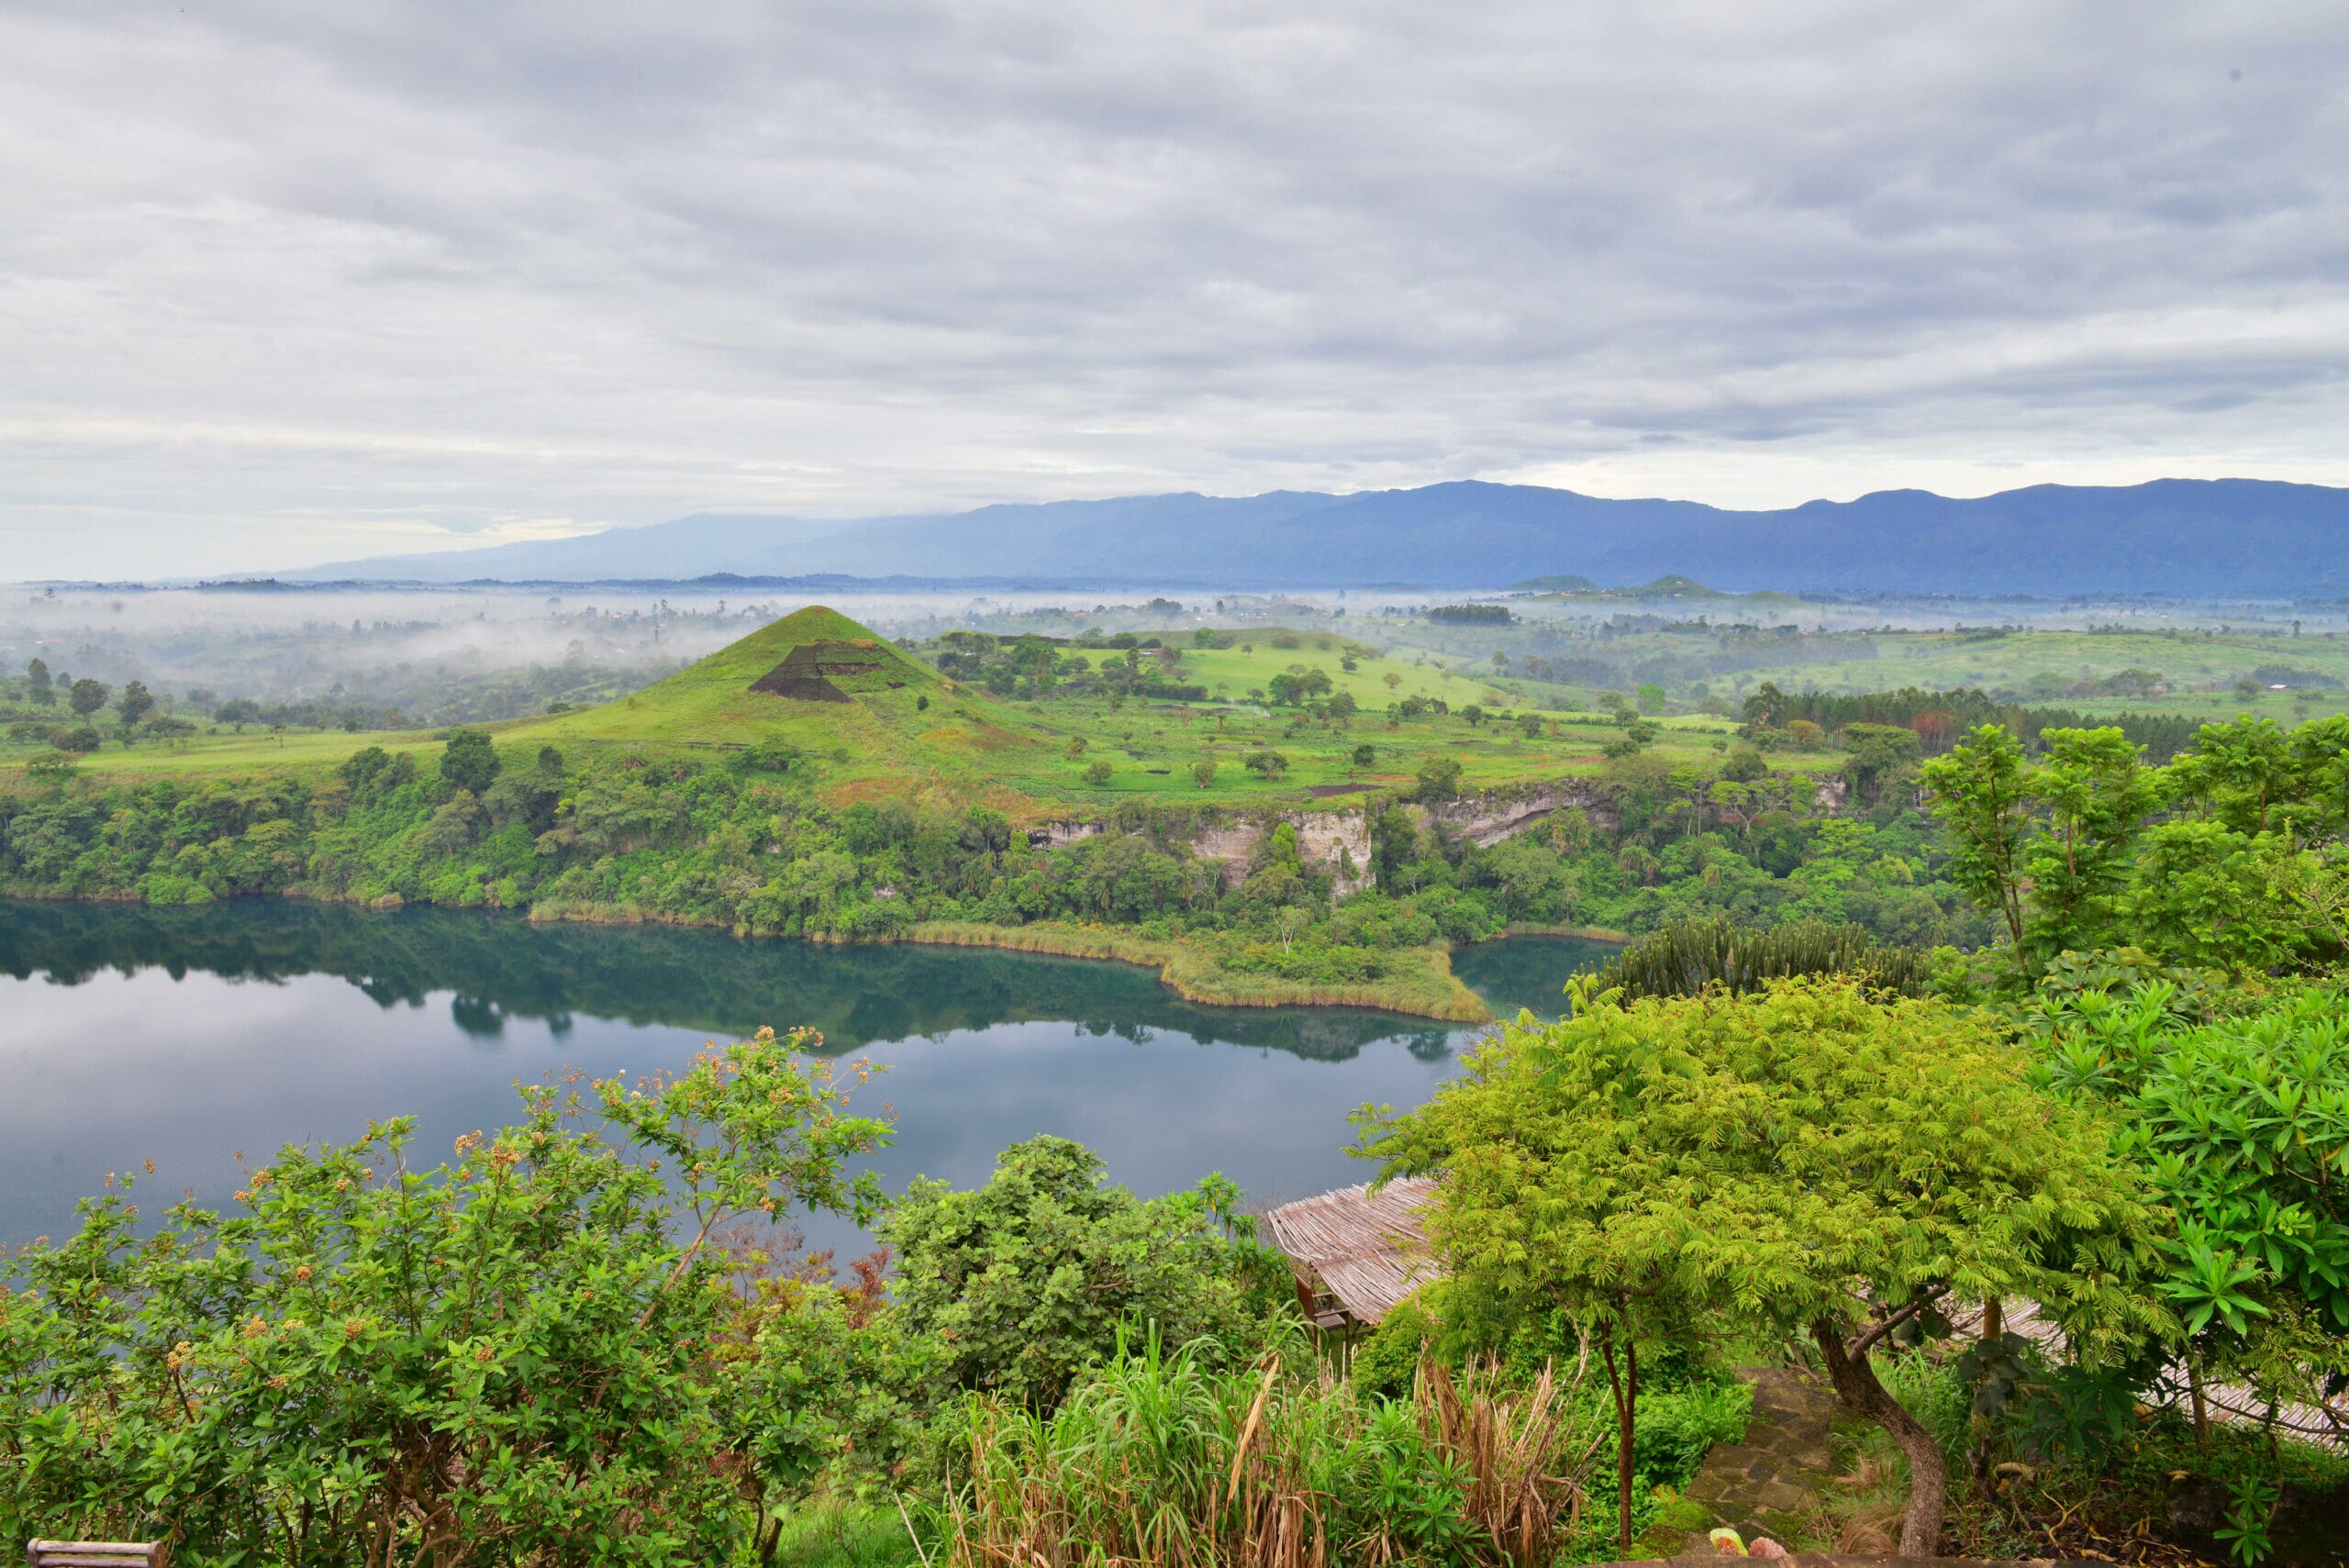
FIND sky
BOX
[3,0,2345,580]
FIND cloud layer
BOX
[4,0,2344,577]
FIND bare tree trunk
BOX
[1815,1318,1946,1558]
[1968,1297,2004,1492]
[1600,1329,1637,1551]
[2187,1353,2211,1454]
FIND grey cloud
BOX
[1,0,2344,577]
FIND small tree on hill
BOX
[116,678,155,732]
[25,657,53,706]
[1358,979,2157,1557]
[68,677,110,718]
[440,727,502,794]
[1415,754,1462,800]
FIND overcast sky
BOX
[3,1,2344,579]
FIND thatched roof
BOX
[1264,1176,1443,1327]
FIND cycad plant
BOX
[1593,916,1933,1001]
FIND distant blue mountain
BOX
[286,478,2349,595]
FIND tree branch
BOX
[1847,1283,1950,1361]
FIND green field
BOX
[10,606,1787,812]
[1716,628,2349,709]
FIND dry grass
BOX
[1803,1434,1912,1556]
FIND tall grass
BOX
[930,1332,1596,1567]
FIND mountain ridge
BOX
[281,477,2349,595]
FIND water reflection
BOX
[0,900,1613,1256]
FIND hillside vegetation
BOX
[13,607,2349,1562]
[11,602,2349,1022]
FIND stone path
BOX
[1681,1366,1842,1545]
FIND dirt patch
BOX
[749,640,887,703]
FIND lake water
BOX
[0,899,1611,1256]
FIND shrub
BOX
[1415,754,1463,800]
[1719,743,1767,782]
[0,1029,891,1564]
[883,1136,1285,1409]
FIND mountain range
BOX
[284,478,2349,595]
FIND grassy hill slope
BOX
[507,606,1053,791]
[64,606,1058,790]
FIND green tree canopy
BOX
[0,1028,890,1564]
[1415,754,1463,800]
[1922,717,2344,975]
[882,1136,1278,1410]
[2033,983,2349,1442]
[117,679,156,731]
[1358,979,2159,1555]
[440,727,502,795]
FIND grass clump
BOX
[928,1331,1597,1568]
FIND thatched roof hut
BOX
[1264,1176,1443,1329]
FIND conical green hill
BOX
[1632,574,1720,596]
[507,605,1051,777]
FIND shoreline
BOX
[902,920,1492,1022]
[1487,921,1631,943]
[2,884,1497,1023]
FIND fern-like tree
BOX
[1357,979,2159,1556]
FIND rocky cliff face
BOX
[1185,813,1372,895]
[1025,820,1103,849]
[1030,767,1845,897]
[1295,812,1373,897]
[1422,781,1617,847]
